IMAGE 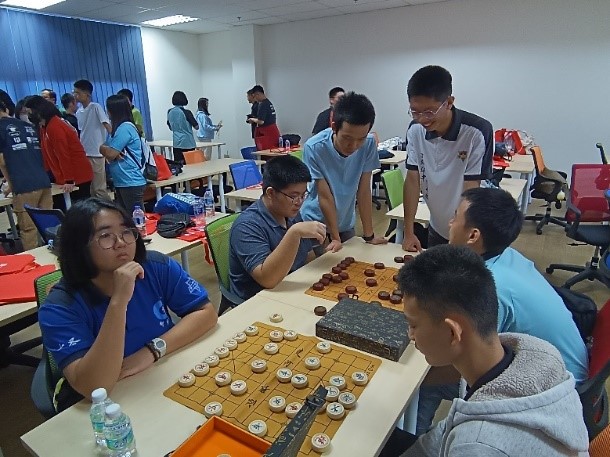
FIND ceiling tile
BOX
[282,8,345,21]
[258,1,329,16]
[77,4,152,20]
[160,19,230,34]
[211,10,267,25]
[249,16,286,25]
[238,0,304,10]
[337,0,408,14]
[42,0,116,15]
[317,0,383,7]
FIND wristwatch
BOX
[151,337,167,358]
[362,233,375,242]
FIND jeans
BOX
[416,382,460,435]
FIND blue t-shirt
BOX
[300,128,380,232]
[196,111,217,141]
[0,117,51,194]
[229,198,313,302]
[167,106,196,149]
[38,251,209,371]
[105,122,146,187]
[486,247,588,384]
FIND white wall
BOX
[141,27,202,141]
[256,0,610,174]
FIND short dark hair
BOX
[117,88,133,103]
[398,245,499,339]
[407,65,452,101]
[461,187,523,253]
[333,91,375,131]
[25,95,61,123]
[15,97,32,117]
[74,79,94,94]
[262,155,311,192]
[172,91,188,106]
[250,85,264,94]
[329,86,344,98]
[41,89,57,102]
[59,198,147,288]
[198,97,209,115]
[106,95,134,136]
[0,99,7,113]
[60,92,75,110]
[0,89,16,116]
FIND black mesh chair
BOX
[23,205,64,245]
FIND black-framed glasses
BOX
[275,188,309,205]
[93,228,139,250]
[408,100,447,120]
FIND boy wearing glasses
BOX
[228,155,326,312]
[402,66,493,251]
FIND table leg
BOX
[185,181,191,194]
[217,145,222,159]
[395,223,404,244]
[218,173,226,213]
[401,389,419,434]
[155,187,162,202]
[5,206,18,239]
[63,192,72,210]
[520,187,528,215]
[180,251,190,273]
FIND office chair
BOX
[596,143,608,164]
[524,146,568,235]
[30,270,63,418]
[290,149,303,161]
[204,214,243,315]
[229,160,263,190]
[590,423,610,455]
[578,298,610,441]
[23,205,64,245]
[546,164,610,289]
[240,146,257,160]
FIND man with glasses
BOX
[402,65,493,251]
[228,155,326,311]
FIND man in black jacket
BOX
[312,86,344,135]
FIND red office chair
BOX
[546,164,610,289]
[578,298,610,441]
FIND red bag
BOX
[154,153,173,181]
[494,129,525,155]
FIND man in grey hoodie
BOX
[389,245,589,457]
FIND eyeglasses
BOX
[408,100,447,120]
[275,188,309,205]
[93,228,139,250]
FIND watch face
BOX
[154,340,165,350]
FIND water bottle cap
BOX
[91,387,107,402]
[134,205,141,209]
[105,403,122,418]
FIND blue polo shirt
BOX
[229,198,313,302]
[105,122,147,188]
[167,106,196,149]
[486,247,588,384]
[38,251,209,371]
[300,128,380,232]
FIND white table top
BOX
[224,187,262,204]
[0,184,78,207]
[21,291,427,457]
[506,154,535,174]
[385,178,528,223]
[148,140,225,149]
[379,150,407,166]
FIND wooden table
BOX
[505,154,535,204]
[251,148,301,159]
[148,159,263,213]
[148,140,226,160]
[0,185,77,238]
[21,243,428,457]
[386,178,529,243]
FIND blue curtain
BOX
[0,7,153,138]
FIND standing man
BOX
[0,99,52,250]
[312,86,345,135]
[246,89,258,140]
[117,88,144,137]
[74,79,111,199]
[60,93,80,135]
[402,65,493,251]
[300,92,387,253]
[247,85,280,151]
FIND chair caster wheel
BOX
[555,202,562,209]
[546,268,554,274]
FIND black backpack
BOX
[553,286,597,343]
[157,213,194,238]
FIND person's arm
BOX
[250,221,326,288]
[48,122,78,191]
[99,144,122,161]
[463,180,480,191]
[62,261,144,397]
[402,169,423,252]
[356,172,387,245]
[102,122,111,134]
[202,114,216,137]
[184,109,199,130]
[316,178,342,252]
[100,124,133,162]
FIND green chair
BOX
[30,270,63,419]
[381,169,405,241]
[290,149,303,161]
[205,213,243,315]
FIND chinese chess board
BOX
[305,259,404,311]
[164,322,382,456]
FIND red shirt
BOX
[40,116,93,185]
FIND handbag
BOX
[157,213,194,238]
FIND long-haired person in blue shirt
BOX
[167,91,198,164]
[196,97,222,145]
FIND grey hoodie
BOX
[402,333,590,457]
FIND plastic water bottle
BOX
[132,206,146,238]
[284,139,291,152]
[203,188,215,219]
[90,388,113,448]
[278,136,284,151]
[104,403,137,457]
[193,198,205,226]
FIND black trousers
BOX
[427,225,449,248]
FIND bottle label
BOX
[92,420,104,433]
[106,423,135,450]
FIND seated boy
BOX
[383,245,589,457]
[228,155,326,312]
